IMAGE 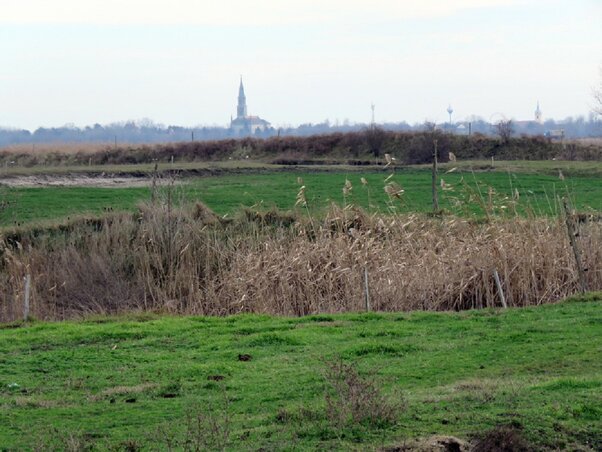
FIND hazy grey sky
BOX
[1,0,601,129]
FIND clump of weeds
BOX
[323,358,405,434]
[151,386,231,452]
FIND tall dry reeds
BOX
[222,207,601,314]
[1,201,600,322]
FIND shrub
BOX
[323,358,404,431]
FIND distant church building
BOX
[230,78,271,135]
[514,101,545,135]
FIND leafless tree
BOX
[495,119,514,143]
[364,125,386,157]
[593,67,602,116]
[422,121,435,132]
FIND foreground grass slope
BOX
[1,296,601,450]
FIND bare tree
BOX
[422,121,437,133]
[593,67,602,116]
[495,120,514,143]
[364,125,386,157]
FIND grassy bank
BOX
[1,296,601,450]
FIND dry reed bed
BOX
[1,204,600,321]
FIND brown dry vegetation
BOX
[1,142,110,155]
[1,200,600,322]
[575,137,602,146]
[1,131,600,168]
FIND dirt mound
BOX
[472,426,532,452]
[383,435,469,452]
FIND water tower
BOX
[447,104,454,128]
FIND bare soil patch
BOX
[0,174,157,188]
[383,435,469,451]
[472,425,532,452]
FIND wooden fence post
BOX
[23,274,31,321]
[563,199,588,293]
[492,269,507,308]
[151,162,158,203]
[364,267,371,311]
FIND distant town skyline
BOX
[1,0,601,130]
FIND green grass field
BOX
[1,295,600,450]
[1,162,602,228]
[186,169,602,216]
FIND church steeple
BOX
[534,101,542,124]
[230,76,271,135]
[237,77,247,118]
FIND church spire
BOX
[237,77,247,118]
[534,100,542,124]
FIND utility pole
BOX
[370,103,375,128]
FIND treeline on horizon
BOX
[1,114,601,147]
[0,129,600,167]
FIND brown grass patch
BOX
[9,396,60,409]
[90,383,158,401]
[295,320,350,328]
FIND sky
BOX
[1,0,601,130]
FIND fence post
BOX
[563,199,588,293]
[432,140,439,212]
[364,267,371,311]
[151,162,158,203]
[492,269,507,308]
[23,274,31,320]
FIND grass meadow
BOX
[1,163,602,228]
[1,295,601,450]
